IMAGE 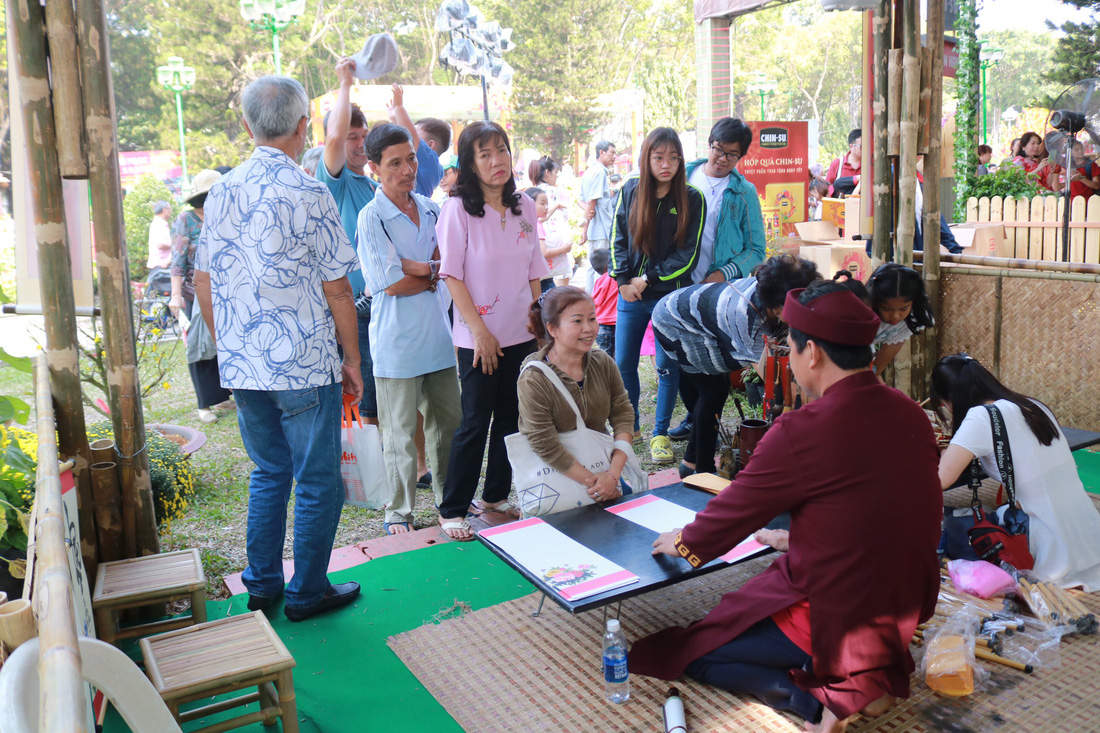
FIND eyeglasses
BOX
[650,154,682,166]
[710,144,741,164]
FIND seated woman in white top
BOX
[934,354,1100,590]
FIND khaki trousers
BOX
[375,367,461,524]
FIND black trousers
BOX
[686,618,822,724]
[681,372,731,474]
[438,340,536,520]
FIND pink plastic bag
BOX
[947,559,1018,599]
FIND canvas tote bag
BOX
[505,360,648,517]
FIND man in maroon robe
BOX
[632,281,942,731]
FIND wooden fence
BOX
[965,195,1100,264]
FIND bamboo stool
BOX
[140,612,298,733]
[92,549,207,644]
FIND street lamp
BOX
[156,57,196,193]
[240,0,306,75]
[436,1,514,121]
[979,42,1005,144]
[746,72,778,121]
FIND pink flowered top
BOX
[438,191,549,349]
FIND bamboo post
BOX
[917,46,932,155]
[896,0,920,269]
[919,0,945,391]
[915,250,1100,274]
[992,275,1003,378]
[887,49,903,158]
[7,0,98,579]
[872,0,892,263]
[89,438,115,466]
[34,354,89,732]
[90,463,124,563]
[76,0,160,557]
[43,0,88,178]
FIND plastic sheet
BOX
[922,605,987,696]
[948,559,1018,599]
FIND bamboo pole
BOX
[90,462,124,563]
[872,0,892,263]
[896,0,920,269]
[917,47,932,155]
[43,0,88,178]
[0,599,38,650]
[89,438,115,466]
[915,250,1100,274]
[992,275,1003,378]
[34,354,89,732]
[887,50,903,158]
[7,0,98,579]
[918,0,946,397]
[932,264,1100,283]
[76,0,160,557]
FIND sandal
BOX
[440,518,475,542]
[383,521,411,535]
[476,500,521,518]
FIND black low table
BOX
[476,482,789,615]
[1064,426,1100,452]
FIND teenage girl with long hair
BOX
[610,127,704,463]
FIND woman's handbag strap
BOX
[522,360,586,427]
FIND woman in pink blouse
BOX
[436,121,549,540]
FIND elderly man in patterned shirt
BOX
[194,75,365,622]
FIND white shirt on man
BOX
[688,165,729,283]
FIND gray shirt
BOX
[580,161,613,241]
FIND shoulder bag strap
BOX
[522,360,586,427]
[983,404,1016,507]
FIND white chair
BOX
[0,637,182,733]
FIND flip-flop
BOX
[383,521,411,535]
[440,519,475,542]
[476,500,521,518]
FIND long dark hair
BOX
[868,262,935,333]
[1017,131,1041,161]
[628,127,690,258]
[450,120,522,218]
[527,155,558,186]
[930,354,1059,446]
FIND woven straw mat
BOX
[387,485,1100,733]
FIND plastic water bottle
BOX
[603,619,630,703]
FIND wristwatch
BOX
[640,273,650,285]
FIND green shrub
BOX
[122,175,175,282]
[971,164,1046,201]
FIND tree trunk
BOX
[76,0,160,557]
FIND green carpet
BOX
[1076,449,1100,495]
[103,543,533,732]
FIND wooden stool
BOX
[140,612,298,733]
[92,549,207,644]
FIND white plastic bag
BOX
[340,396,387,509]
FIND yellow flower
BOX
[163,382,170,390]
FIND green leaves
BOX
[971,163,1046,200]
[953,0,981,221]
[0,396,30,426]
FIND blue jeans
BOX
[596,324,616,359]
[614,295,679,436]
[236,382,344,609]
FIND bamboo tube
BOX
[33,354,89,732]
[887,49,903,157]
[917,46,932,154]
[921,0,944,393]
[916,250,1100,274]
[0,599,38,650]
[89,438,116,466]
[90,462,124,563]
[932,264,1100,283]
[7,0,97,581]
[895,0,920,268]
[43,0,88,178]
[76,0,160,559]
[872,0,893,264]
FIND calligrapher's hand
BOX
[754,528,790,553]
[652,529,682,557]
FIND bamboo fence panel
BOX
[965,195,1100,264]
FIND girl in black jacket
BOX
[610,127,704,463]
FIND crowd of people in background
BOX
[972,132,1100,199]
[151,61,1100,732]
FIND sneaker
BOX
[197,408,218,424]
[650,435,674,463]
[668,418,694,441]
